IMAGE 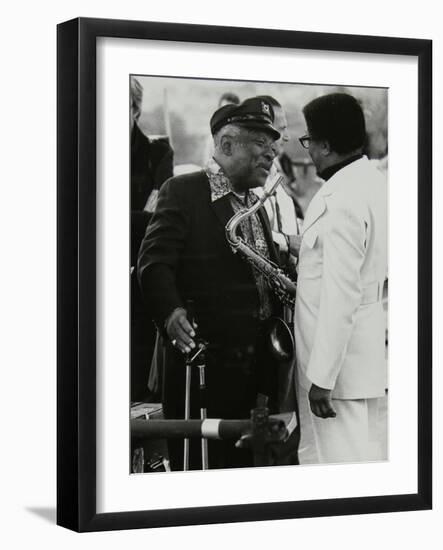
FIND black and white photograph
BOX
[129,75,389,473]
[1,0,439,545]
[54,15,432,535]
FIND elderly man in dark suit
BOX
[138,97,299,470]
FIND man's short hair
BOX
[213,123,243,147]
[303,93,366,154]
[130,77,143,119]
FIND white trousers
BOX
[298,385,386,465]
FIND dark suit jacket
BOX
[138,170,282,344]
[137,170,282,408]
[137,170,301,469]
[131,122,174,265]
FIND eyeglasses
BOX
[298,135,311,149]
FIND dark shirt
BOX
[319,153,363,182]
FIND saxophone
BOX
[225,174,297,360]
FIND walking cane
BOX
[197,349,209,470]
[183,354,192,471]
[183,300,195,471]
[183,341,208,470]
[182,300,210,471]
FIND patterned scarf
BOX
[205,159,273,319]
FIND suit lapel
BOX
[302,192,327,234]
[301,158,370,235]
[210,194,237,234]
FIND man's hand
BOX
[165,307,197,354]
[308,383,336,419]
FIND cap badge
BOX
[261,101,271,116]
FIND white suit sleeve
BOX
[306,204,366,390]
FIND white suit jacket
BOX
[294,156,387,399]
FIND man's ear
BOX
[220,135,234,156]
[320,140,332,157]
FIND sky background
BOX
[134,74,388,168]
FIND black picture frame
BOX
[57,17,432,532]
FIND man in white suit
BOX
[295,93,387,464]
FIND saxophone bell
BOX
[265,316,295,361]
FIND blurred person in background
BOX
[289,159,324,219]
[218,92,241,108]
[254,96,302,266]
[295,93,387,464]
[130,77,174,402]
[138,97,300,470]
